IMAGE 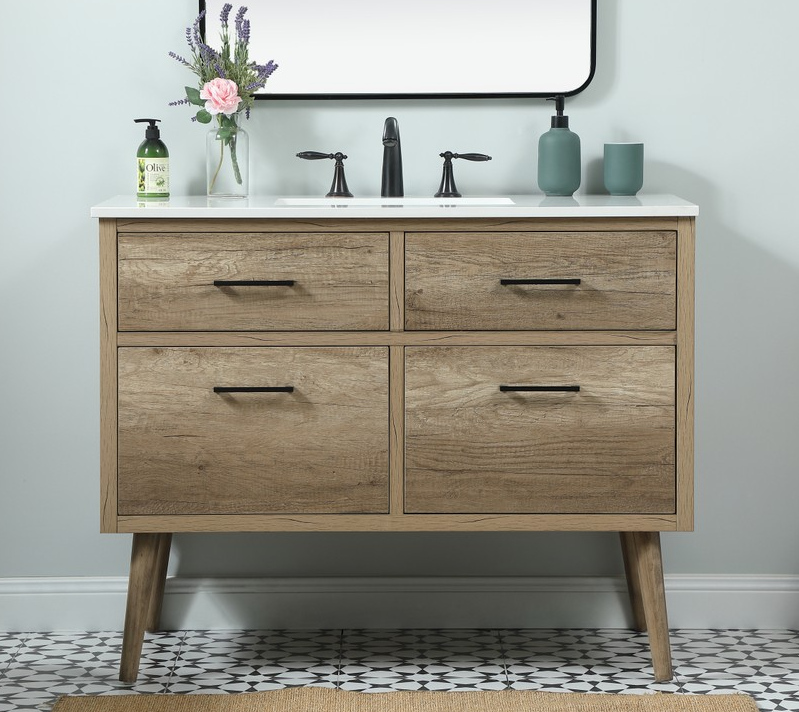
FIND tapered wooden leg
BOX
[619,532,647,632]
[631,531,673,682]
[120,533,162,683]
[146,533,172,632]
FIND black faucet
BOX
[296,151,353,197]
[435,151,492,198]
[381,117,404,197]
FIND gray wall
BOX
[2,0,799,588]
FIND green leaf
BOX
[196,109,213,124]
[185,86,204,106]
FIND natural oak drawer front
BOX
[118,232,389,331]
[405,346,676,514]
[117,347,389,515]
[405,232,676,330]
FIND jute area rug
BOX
[51,687,758,712]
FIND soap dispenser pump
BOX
[134,118,169,198]
[537,96,581,197]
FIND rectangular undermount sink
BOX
[275,196,515,207]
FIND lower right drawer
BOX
[404,346,675,514]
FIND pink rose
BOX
[200,78,242,116]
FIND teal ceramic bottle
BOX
[537,96,581,196]
[134,118,169,198]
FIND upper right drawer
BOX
[405,231,676,331]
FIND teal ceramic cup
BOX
[603,142,644,196]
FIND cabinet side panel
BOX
[99,218,118,532]
[676,216,695,530]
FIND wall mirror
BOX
[200,0,596,99]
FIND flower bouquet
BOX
[170,4,277,195]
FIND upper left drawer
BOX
[117,232,389,331]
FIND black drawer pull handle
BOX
[213,386,295,393]
[500,278,581,286]
[500,385,580,392]
[214,280,296,287]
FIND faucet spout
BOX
[381,117,404,197]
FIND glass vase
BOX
[206,113,249,197]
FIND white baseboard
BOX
[2,575,799,632]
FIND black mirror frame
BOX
[198,0,597,100]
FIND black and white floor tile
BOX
[1,629,798,711]
[338,629,506,692]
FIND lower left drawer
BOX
[117,347,389,515]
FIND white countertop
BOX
[91,194,699,219]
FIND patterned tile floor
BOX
[1,629,797,711]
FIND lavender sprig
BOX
[220,3,233,27]
[191,10,205,51]
[245,61,278,92]
[168,51,191,67]
[258,60,278,78]
[234,6,247,40]
[198,41,219,63]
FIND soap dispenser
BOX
[537,96,581,197]
[134,118,169,198]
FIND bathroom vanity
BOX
[92,194,697,683]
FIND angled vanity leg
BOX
[631,531,673,682]
[619,532,647,632]
[146,533,172,632]
[120,533,163,683]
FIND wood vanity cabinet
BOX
[99,212,695,684]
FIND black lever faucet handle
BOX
[297,151,335,160]
[296,151,353,198]
[435,151,493,198]
[454,152,492,162]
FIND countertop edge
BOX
[90,195,700,220]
